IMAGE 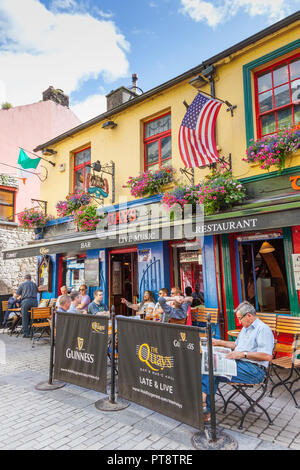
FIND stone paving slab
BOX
[0,333,299,450]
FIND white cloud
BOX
[71,93,107,122]
[180,0,295,27]
[0,0,130,119]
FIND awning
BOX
[3,203,300,260]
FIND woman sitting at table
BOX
[121,290,156,316]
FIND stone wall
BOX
[0,223,37,294]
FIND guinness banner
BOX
[117,318,203,430]
[53,312,108,393]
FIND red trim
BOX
[58,255,64,294]
[0,186,17,222]
[109,247,137,255]
[73,147,91,192]
[292,226,300,311]
[144,112,171,171]
[254,52,300,138]
[219,238,229,339]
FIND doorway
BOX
[109,248,138,315]
[238,237,290,313]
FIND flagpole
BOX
[17,147,56,167]
[0,162,44,181]
[197,89,232,108]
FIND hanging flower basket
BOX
[18,208,52,229]
[56,191,91,217]
[243,125,300,173]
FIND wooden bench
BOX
[270,315,300,407]
[191,306,218,337]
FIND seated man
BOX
[56,285,68,307]
[158,293,192,325]
[202,300,274,422]
[67,291,81,314]
[88,290,110,317]
[2,291,20,328]
[56,295,72,313]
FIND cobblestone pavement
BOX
[0,333,298,450]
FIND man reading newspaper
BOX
[201,301,274,423]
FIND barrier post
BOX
[191,313,238,450]
[35,309,66,391]
[95,306,130,411]
[109,306,116,404]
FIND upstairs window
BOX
[144,113,171,171]
[74,147,91,193]
[0,187,15,222]
[255,53,300,137]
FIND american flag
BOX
[178,93,222,168]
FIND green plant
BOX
[1,102,12,110]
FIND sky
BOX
[0,0,299,122]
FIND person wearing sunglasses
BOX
[201,300,274,423]
[77,284,91,313]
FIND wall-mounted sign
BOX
[107,208,137,226]
[138,248,152,262]
[292,254,300,291]
[87,173,109,199]
[84,258,99,287]
[38,255,53,292]
[290,176,300,191]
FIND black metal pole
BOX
[48,308,56,385]
[207,313,217,441]
[109,306,116,404]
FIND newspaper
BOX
[201,346,237,379]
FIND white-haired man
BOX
[202,301,274,422]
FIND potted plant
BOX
[124,167,176,198]
[56,191,91,217]
[244,125,300,173]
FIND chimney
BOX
[42,86,69,107]
[132,73,138,94]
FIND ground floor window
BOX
[171,241,203,298]
[238,236,290,313]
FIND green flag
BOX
[17,148,41,182]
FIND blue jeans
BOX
[202,360,266,412]
[21,299,38,336]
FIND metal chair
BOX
[218,363,273,429]
[269,315,300,408]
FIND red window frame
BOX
[144,112,171,171]
[0,185,17,222]
[73,147,91,193]
[254,52,300,138]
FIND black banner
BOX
[53,312,108,393]
[117,318,203,430]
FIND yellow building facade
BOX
[38,16,300,215]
